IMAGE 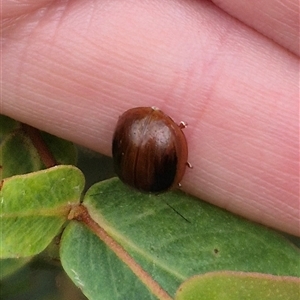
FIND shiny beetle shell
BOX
[112,107,188,193]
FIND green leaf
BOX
[0,131,41,179]
[0,121,77,180]
[175,272,300,300]
[60,221,157,300]
[40,131,77,166]
[60,178,300,299]
[0,115,19,140]
[0,165,85,258]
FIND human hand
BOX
[2,0,299,236]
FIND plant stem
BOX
[69,204,174,300]
[22,124,57,167]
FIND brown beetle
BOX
[112,107,188,193]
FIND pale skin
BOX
[2,0,299,236]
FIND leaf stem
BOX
[21,124,57,168]
[70,205,174,300]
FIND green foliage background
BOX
[0,116,299,300]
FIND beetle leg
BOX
[179,121,187,129]
[186,161,193,168]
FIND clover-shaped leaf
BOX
[0,165,84,258]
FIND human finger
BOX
[2,1,299,235]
